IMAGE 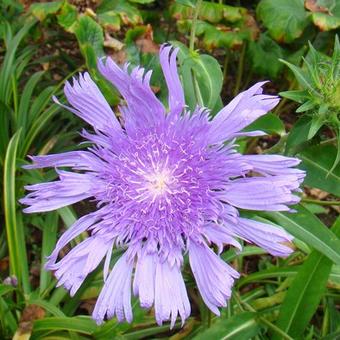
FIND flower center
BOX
[145,169,171,196]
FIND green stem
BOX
[258,317,294,340]
[234,293,294,340]
[233,42,246,96]
[301,198,340,206]
[189,0,202,52]
[200,295,212,329]
[223,52,229,85]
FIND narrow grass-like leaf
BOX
[33,317,97,335]
[40,212,58,294]
[238,266,300,287]
[274,217,340,339]
[193,312,260,340]
[263,205,340,265]
[4,129,30,292]
[17,70,45,133]
[0,19,36,103]
[21,104,60,157]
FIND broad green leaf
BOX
[175,0,196,7]
[4,130,30,293]
[248,33,284,78]
[245,113,285,136]
[306,0,340,31]
[98,11,121,31]
[97,0,142,25]
[173,41,223,111]
[298,144,340,196]
[171,1,245,23]
[263,205,340,265]
[193,312,260,340]
[57,1,78,32]
[274,217,340,339]
[257,0,309,43]
[75,16,104,72]
[30,1,62,21]
[128,0,155,3]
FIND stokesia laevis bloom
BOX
[21,45,305,327]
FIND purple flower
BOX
[21,45,305,327]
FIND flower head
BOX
[21,45,305,327]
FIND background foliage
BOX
[0,0,339,339]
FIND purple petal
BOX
[92,251,134,324]
[229,218,293,257]
[24,151,96,170]
[221,176,301,211]
[159,45,185,116]
[45,211,103,267]
[51,235,113,296]
[154,258,190,328]
[203,222,242,254]
[20,171,95,213]
[133,250,157,308]
[55,72,122,135]
[209,81,280,143]
[97,57,165,128]
[243,154,305,181]
[189,241,239,315]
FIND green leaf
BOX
[75,16,104,72]
[128,0,155,3]
[40,213,58,294]
[279,90,309,104]
[22,104,60,157]
[257,0,309,43]
[238,266,300,287]
[307,112,324,139]
[98,11,121,31]
[274,217,340,339]
[280,59,318,95]
[248,33,284,78]
[298,144,340,196]
[33,317,97,335]
[306,0,340,31]
[295,100,317,113]
[285,115,313,154]
[263,205,340,265]
[173,42,223,111]
[0,284,15,298]
[57,1,78,32]
[0,19,36,104]
[30,1,62,21]
[193,312,260,340]
[97,0,142,25]
[17,70,45,134]
[3,129,30,293]
[245,113,285,136]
